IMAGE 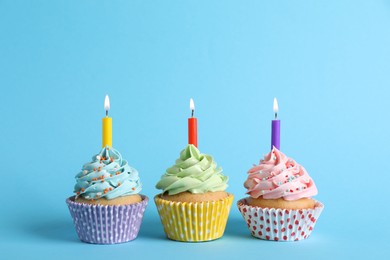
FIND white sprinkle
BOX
[96,156,101,160]
[83,170,88,174]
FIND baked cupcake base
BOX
[246,197,316,210]
[75,194,142,206]
[237,197,324,241]
[160,191,229,203]
[66,195,148,244]
[155,193,234,242]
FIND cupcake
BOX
[155,144,234,242]
[237,147,323,241]
[66,146,148,244]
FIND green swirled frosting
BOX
[156,144,228,195]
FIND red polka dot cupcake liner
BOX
[237,198,324,241]
[66,195,148,244]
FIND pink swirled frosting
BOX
[244,147,318,201]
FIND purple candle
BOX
[271,98,280,150]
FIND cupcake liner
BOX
[154,193,234,242]
[66,195,148,244]
[237,198,324,241]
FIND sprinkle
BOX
[110,174,112,177]
[98,167,102,172]
[277,181,282,186]
[102,157,106,160]
[82,170,88,174]
[290,189,293,192]
[76,192,80,195]
[93,168,96,171]
[99,175,104,180]
[85,196,90,199]
[97,192,102,196]
[96,156,101,160]
[110,157,114,162]
[101,180,104,183]
[262,177,266,181]
[116,171,120,175]
[81,188,85,192]
[132,187,136,191]
[259,170,263,174]
[118,182,121,186]
[109,187,113,191]
[273,157,277,160]
[261,190,265,194]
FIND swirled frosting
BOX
[244,147,317,201]
[156,144,228,195]
[74,146,141,200]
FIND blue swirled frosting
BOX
[74,146,141,200]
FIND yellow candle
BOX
[102,95,112,148]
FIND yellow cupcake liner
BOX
[154,193,234,242]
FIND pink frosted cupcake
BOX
[237,147,324,241]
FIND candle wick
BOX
[275,112,277,119]
[106,110,108,117]
[191,109,194,118]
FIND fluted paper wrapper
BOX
[155,194,234,242]
[66,195,148,244]
[237,198,323,241]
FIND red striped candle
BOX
[188,98,198,147]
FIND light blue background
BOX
[1,0,389,259]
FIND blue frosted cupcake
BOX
[66,146,148,244]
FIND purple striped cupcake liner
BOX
[237,198,324,241]
[66,195,148,244]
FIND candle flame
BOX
[190,98,195,117]
[273,98,278,118]
[190,98,195,110]
[104,95,110,113]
